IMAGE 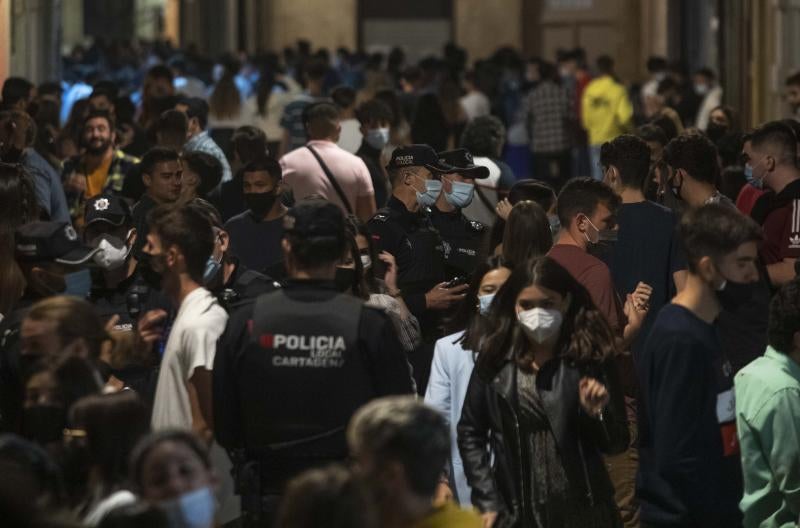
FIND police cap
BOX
[283,199,346,243]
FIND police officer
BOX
[367,144,468,391]
[214,200,414,526]
[185,198,279,312]
[83,194,172,331]
[0,221,100,432]
[430,148,490,278]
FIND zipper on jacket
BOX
[495,374,527,522]
[576,416,596,507]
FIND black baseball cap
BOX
[386,144,455,173]
[15,222,101,265]
[84,194,132,227]
[437,149,490,179]
[283,200,345,241]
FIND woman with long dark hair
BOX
[208,58,251,130]
[0,162,39,317]
[250,55,302,147]
[458,256,628,528]
[499,201,553,267]
[424,256,511,507]
[69,391,150,525]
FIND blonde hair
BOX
[26,296,109,359]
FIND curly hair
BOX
[476,257,617,375]
[768,279,800,354]
[662,133,719,185]
[460,115,506,158]
[600,134,652,190]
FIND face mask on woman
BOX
[517,307,563,344]
[365,127,390,150]
[478,293,495,315]
[335,267,356,292]
[159,486,216,528]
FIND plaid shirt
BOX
[526,80,572,153]
[61,149,139,225]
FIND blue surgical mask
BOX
[416,179,442,208]
[478,293,495,315]
[746,158,766,189]
[203,254,222,285]
[160,486,216,528]
[365,127,390,150]
[548,215,561,237]
[444,181,475,208]
[63,269,92,299]
[743,164,754,183]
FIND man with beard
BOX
[61,110,139,226]
[0,110,70,222]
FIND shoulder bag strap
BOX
[306,145,354,214]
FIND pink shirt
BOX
[280,140,374,214]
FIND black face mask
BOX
[245,191,278,217]
[706,122,728,144]
[334,267,356,292]
[1,145,23,163]
[644,177,659,202]
[716,278,755,312]
[22,404,66,445]
[137,253,163,290]
[669,175,683,201]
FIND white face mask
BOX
[360,253,372,270]
[159,486,216,528]
[518,307,563,344]
[93,231,133,271]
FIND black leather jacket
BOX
[457,354,629,527]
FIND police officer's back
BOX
[429,148,490,278]
[214,201,414,519]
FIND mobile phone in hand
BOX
[443,276,468,289]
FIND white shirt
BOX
[151,287,228,430]
[460,91,490,121]
[461,156,500,227]
[695,85,723,131]
[337,118,363,154]
[83,490,136,526]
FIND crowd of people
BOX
[0,35,800,528]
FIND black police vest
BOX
[238,289,370,459]
[398,218,446,294]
